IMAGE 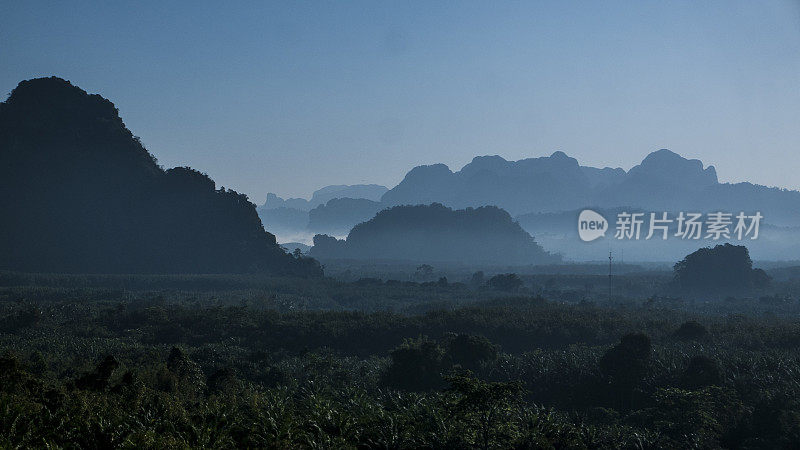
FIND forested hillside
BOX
[0,77,320,276]
[311,203,559,265]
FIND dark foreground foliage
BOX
[2,273,800,448]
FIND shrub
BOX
[381,337,447,391]
[674,320,708,341]
[599,333,652,410]
[488,274,523,291]
[445,334,499,371]
[681,355,722,389]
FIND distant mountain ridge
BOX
[262,184,388,211]
[260,149,800,251]
[257,185,387,241]
[0,77,321,275]
[308,198,384,235]
[381,149,800,225]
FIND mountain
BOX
[580,166,626,189]
[258,185,389,240]
[310,184,388,206]
[0,77,321,276]
[261,184,388,211]
[626,149,718,187]
[382,152,601,215]
[261,193,312,211]
[308,198,384,235]
[310,203,559,265]
[598,149,718,212]
[381,149,800,226]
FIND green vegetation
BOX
[2,271,800,448]
[673,244,770,296]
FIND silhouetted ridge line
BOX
[311,203,559,265]
[381,149,800,225]
[0,77,321,276]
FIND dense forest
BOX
[2,265,800,448]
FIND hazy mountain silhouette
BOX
[260,148,800,262]
[258,185,388,239]
[262,184,387,211]
[382,149,800,225]
[261,193,312,211]
[381,152,595,215]
[310,203,559,265]
[598,149,717,212]
[0,77,321,276]
[310,184,388,206]
[308,198,384,235]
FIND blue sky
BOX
[2,1,799,201]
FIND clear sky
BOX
[2,1,799,201]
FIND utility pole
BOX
[608,250,613,301]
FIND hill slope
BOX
[310,203,558,265]
[0,77,320,275]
